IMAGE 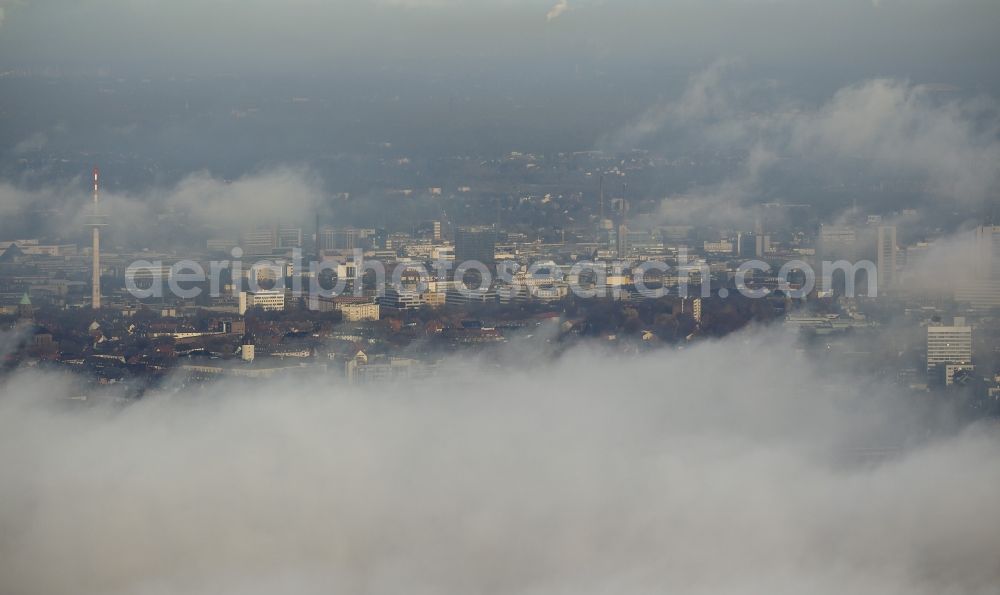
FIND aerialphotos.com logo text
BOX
[123,248,881,302]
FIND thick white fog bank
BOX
[0,331,998,595]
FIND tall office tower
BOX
[617,223,629,258]
[611,197,629,218]
[877,225,897,292]
[454,226,497,265]
[318,226,337,251]
[598,217,615,252]
[333,228,358,250]
[816,224,858,294]
[927,322,973,384]
[241,227,277,256]
[737,232,757,259]
[89,167,107,309]
[752,215,768,257]
[974,225,1000,277]
[819,224,857,260]
[432,220,442,242]
[955,225,1000,309]
[277,225,303,249]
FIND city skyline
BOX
[1,1,999,594]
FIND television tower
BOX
[89,167,107,309]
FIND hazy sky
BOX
[1,0,998,92]
[1,0,998,232]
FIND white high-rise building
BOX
[927,323,972,378]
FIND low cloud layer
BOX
[786,79,1000,203]
[0,329,997,594]
[608,61,1000,224]
[0,167,322,243]
[136,167,323,229]
[898,225,995,298]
